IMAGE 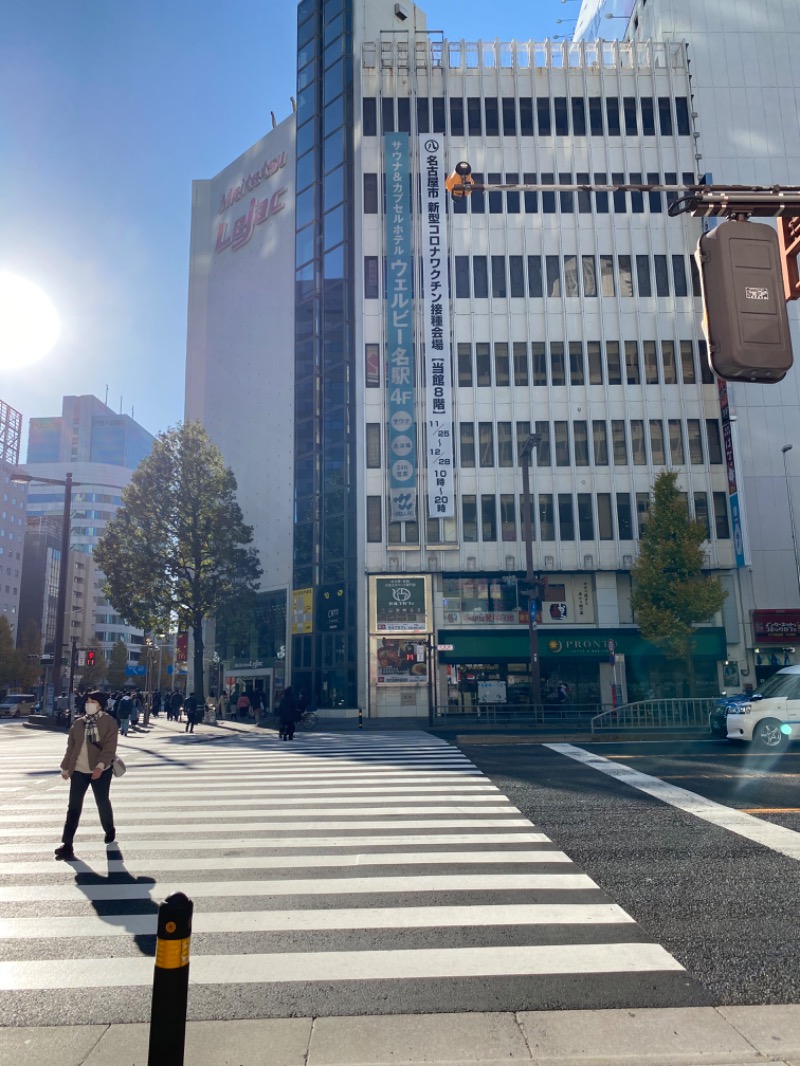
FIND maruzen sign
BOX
[215,151,289,254]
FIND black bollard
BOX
[147,891,194,1066]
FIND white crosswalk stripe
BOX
[0,727,698,1021]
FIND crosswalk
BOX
[0,728,708,1024]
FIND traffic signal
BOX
[86,650,95,668]
[444,161,474,199]
[696,219,794,383]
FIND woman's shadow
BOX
[70,847,158,956]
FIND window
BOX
[618,255,633,296]
[473,257,488,298]
[382,97,395,133]
[519,491,535,540]
[366,424,381,468]
[706,420,723,464]
[636,256,652,297]
[571,96,587,135]
[680,340,696,384]
[417,97,430,133]
[636,492,651,536]
[630,172,644,213]
[582,256,597,296]
[594,171,609,213]
[559,172,574,214]
[491,256,507,297]
[672,255,688,297]
[606,97,621,136]
[606,341,622,384]
[364,256,379,299]
[488,171,502,214]
[500,493,516,541]
[527,256,543,297]
[589,96,603,135]
[654,255,670,296]
[479,422,494,467]
[541,172,556,214]
[450,97,464,136]
[699,341,715,384]
[476,342,491,386]
[554,421,570,466]
[513,342,528,386]
[641,97,655,136]
[458,343,473,386]
[467,97,482,135]
[644,341,659,384]
[509,255,524,296]
[578,494,594,539]
[367,496,382,542]
[558,494,575,540]
[397,97,411,133]
[364,173,378,213]
[537,97,552,135]
[455,256,470,298]
[523,172,538,213]
[625,341,641,385]
[567,343,584,386]
[564,255,580,297]
[617,493,634,539]
[550,342,566,385]
[481,494,497,540]
[363,97,377,136]
[459,423,475,467]
[432,97,446,133]
[623,97,638,134]
[714,492,730,538]
[532,343,547,386]
[546,256,561,296]
[494,343,510,386]
[597,493,614,539]
[690,253,702,297]
[694,492,710,538]
[630,420,646,465]
[658,96,673,135]
[554,97,568,135]
[535,421,551,466]
[462,495,478,541]
[675,97,691,135]
[574,421,589,465]
[588,342,603,384]
[668,419,685,464]
[520,97,534,135]
[516,420,531,464]
[612,420,627,465]
[599,256,615,296]
[502,97,516,136]
[662,341,677,384]
[539,494,555,540]
[470,172,485,213]
[497,422,514,467]
[650,420,665,464]
[688,419,704,464]
[485,97,499,136]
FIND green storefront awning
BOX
[437,627,727,663]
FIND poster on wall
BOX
[317,583,346,632]
[291,588,313,635]
[384,132,417,522]
[371,575,430,633]
[375,638,428,685]
[418,135,454,519]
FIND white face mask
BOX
[85,700,100,715]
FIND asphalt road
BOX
[462,736,800,1006]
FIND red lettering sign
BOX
[215,187,288,254]
[753,609,800,644]
[217,153,288,216]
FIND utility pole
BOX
[519,434,542,711]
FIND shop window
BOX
[578,494,594,539]
[491,256,507,297]
[502,97,516,136]
[662,341,678,384]
[606,341,622,384]
[618,255,633,296]
[713,492,730,538]
[550,342,566,385]
[680,340,696,384]
[459,423,475,467]
[554,421,570,466]
[650,420,666,465]
[509,256,524,296]
[630,420,647,465]
[644,341,659,384]
[597,493,614,540]
[450,97,464,136]
[582,256,597,296]
[612,420,627,465]
[527,256,543,297]
[539,494,555,540]
[494,343,510,386]
[706,420,723,464]
[473,257,489,298]
[523,172,538,213]
[593,421,609,466]
[476,342,491,385]
[636,492,651,535]
[574,421,589,466]
[625,341,641,385]
[535,421,551,466]
[569,342,585,385]
[658,96,673,135]
[520,97,534,135]
[558,494,575,540]
[462,495,478,541]
[479,422,494,467]
[457,343,473,386]
[571,96,587,135]
[366,424,381,468]
[532,343,547,386]
[500,494,517,541]
[672,255,688,296]
[497,422,514,467]
[606,97,621,136]
[688,419,704,464]
[467,97,482,135]
[669,419,685,465]
[537,97,552,135]
[367,496,382,542]
[481,495,497,540]
[694,492,710,538]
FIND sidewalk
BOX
[3,1005,799,1065]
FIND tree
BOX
[0,617,18,690]
[107,640,129,690]
[15,620,43,691]
[630,472,727,694]
[95,422,262,702]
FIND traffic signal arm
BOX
[779,217,800,301]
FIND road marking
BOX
[0,903,634,939]
[739,807,800,814]
[0,872,597,903]
[548,744,800,862]
[0,941,682,990]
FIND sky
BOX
[0,0,581,446]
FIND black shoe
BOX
[104,831,116,845]
[55,844,75,861]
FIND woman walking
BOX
[55,690,118,860]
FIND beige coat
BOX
[60,713,118,776]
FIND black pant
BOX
[185,718,194,732]
[62,768,114,846]
[279,719,295,739]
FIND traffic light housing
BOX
[86,650,95,668]
[445,161,474,199]
[696,219,794,383]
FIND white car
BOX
[726,665,800,750]
[0,693,36,718]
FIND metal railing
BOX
[590,698,717,734]
[437,702,602,728]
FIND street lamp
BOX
[518,434,542,710]
[781,445,800,598]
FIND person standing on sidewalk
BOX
[278,686,297,741]
[184,691,199,733]
[55,690,118,861]
[170,689,183,722]
[116,692,131,737]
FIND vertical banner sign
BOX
[384,133,416,521]
[418,136,454,519]
[718,380,745,567]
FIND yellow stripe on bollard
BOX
[155,937,191,969]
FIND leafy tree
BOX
[95,422,262,702]
[630,472,727,694]
[16,621,43,691]
[107,640,129,690]
[80,637,107,689]
[0,617,18,690]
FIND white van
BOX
[726,665,800,750]
[0,693,36,718]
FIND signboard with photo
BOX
[372,575,429,633]
[375,638,428,685]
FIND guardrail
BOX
[438,703,603,728]
[590,698,717,734]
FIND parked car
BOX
[709,691,752,737]
[0,693,36,718]
[725,666,800,750]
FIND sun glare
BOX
[0,271,61,370]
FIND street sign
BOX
[436,644,454,651]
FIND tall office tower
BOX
[22,395,154,667]
[0,399,26,636]
[189,0,792,716]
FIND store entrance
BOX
[223,667,273,719]
[446,660,601,713]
